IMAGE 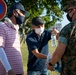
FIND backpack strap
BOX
[70,23,76,38]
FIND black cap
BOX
[32,17,44,26]
[9,2,25,13]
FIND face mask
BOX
[15,14,25,24]
[66,14,72,22]
[35,27,44,35]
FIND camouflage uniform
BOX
[59,19,76,75]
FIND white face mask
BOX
[35,27,44,35]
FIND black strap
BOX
[69,22,76,39]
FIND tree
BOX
[20,0,63,45]
[4,0,68,45]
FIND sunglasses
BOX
[67,9,73,13]
[15,9,25,15]
[67,8,76,13]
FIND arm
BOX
[0,47,16,75]
[0,47,12,72]
[26,36,47,59]
[47,42,67,70]
[32,49,47,59]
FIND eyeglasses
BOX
[67,8,76,13]
[67,9,73,13]
[15,9,25,15]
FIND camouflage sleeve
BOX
[59,23,71,44]
[58,36,68,45]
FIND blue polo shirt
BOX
[26,30,51,71]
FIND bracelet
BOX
[49,62,53,66]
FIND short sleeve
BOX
[59,24,71,44]
[26,37,37,51]
[58,36,68,45]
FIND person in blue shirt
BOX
[26,17,59,75]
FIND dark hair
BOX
[32,17,44,26]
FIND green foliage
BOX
[5,0,63,29]
[4,0,67,44]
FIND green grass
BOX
[21,40,60,75]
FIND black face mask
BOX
[66,14,72,22]
[15,14,25,24]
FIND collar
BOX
[4,17,19,30]
[33,30,45,40]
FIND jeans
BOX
[27,70,49,75]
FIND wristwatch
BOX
[49,62,53,66]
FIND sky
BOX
[60,12,70,27]
[41,9,70,28]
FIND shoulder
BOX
[0,22,5,26]
[43,30,51,37]
[60,23,72,35]
[0,22,6,29]
[44,30,51,34]
[26,32,33,38]
[62,23,71,30]
[26,31,35,41]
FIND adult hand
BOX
[46,62,54,71]
[52,29,59,35]
[52,29,59,40]
[8,69,16,75]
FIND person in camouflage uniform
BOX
[47,0,76,75]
